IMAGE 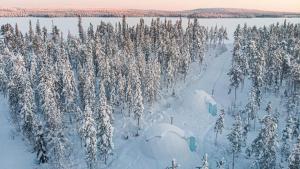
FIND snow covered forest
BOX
[0,16,299,169]
[227,21,300,169]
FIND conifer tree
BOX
[0,60,8,96]
[80,106,97,169]
[247,115,278,169]
[248,40,265,108]
[83,55,96,111]
[214,112,225,144]
[47,128,69,169]
[96,83,114,164]
[116,74,126,114]
[281,116,293,161]
[132,70,144,130]
[38,60,69,169]
[35,124,48,164]
[58,44,77,121]
[20,71,37,143]
[227,114,242,169]
[200,153,209,169]
[78,17,85,43]
[216,158,225,169]
[288,137,300,169]
[228,24,244,104]
[292,117,300,140]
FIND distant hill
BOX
[0,7,299,18]
[183,8,300,18]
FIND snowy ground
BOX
[0,96,35,169]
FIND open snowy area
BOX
[0,16,299,169]
[0,96,35,169]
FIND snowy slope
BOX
[0,96,35,169]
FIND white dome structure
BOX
[140,123,191,163]
[183,90,216,113]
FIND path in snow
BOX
[157,44,233,141]
[0,96,35,169]
[165,44,234,166]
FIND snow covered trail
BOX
[145,44,234,163]
[0,96,35,169]
[190,46,233,107]
[173,44,235,165]
[156,44,233,139]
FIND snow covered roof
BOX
[144,123,186,141]
[140,123,191,163]
[181,89,217,115]
[195,90,216,105]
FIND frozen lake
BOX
[0,17,299,42]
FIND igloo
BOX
[140,123,192,163]
[182,89,218,116]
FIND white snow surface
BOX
[183,89,217,114]
[141,123,192,168]
[0,96,35,169]
[143,123,186,141]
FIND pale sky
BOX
[1,0,300,12]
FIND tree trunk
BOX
[137,116,140,129]
[234,87,237,108]
[215,132,218,145]
[232,152,235,169]
[254,117,256,131]
[247,113,250,128]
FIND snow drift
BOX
[140,123,194,168]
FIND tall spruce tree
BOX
[227,114,242,169]
[80,106,97,169]
[96,83,114,164]
[288,137,300,169]
[247,115,278,169]
[214,112,225,144]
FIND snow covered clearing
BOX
[0,96,35,169]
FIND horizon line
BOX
[1,7,300,14]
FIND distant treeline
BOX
[1,8,300,18]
